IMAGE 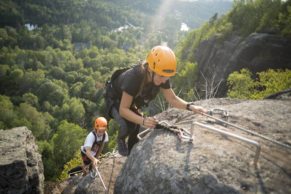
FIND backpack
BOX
[104,67,130,120]
[104,63,147,120]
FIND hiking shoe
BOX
[118,138,128,156]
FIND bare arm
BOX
[85,147,99,167]
[119,91,157,128]
[161,88,207,114]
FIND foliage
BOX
[16,103,53,140]
[177,15,233,63]
[0,95,15,129]
[105,119,119,153]
[0,33,142,180]
[0,95,53,139]
[51,120,86,174]
[178,0,291,62]
[1,0,289,181]
[227,68,291,99]
[55,98,85,125]
[59,150,83,181]
[227,69,257,99]
[173,61,198,101]
[37,140,57,179]
[229,0,284,36]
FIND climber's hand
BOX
[189,105,208,114]
[143,117,158,128]
[92,158,100,167]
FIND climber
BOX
[104,45,208,156]
[68,117,109,176]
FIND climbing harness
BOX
[90,166,107,191]
[137,120,193,142]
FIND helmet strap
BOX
[151,71,155,83]
[145,65,154,83]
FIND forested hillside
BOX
[1,0,290,182]
[0,0,232,180]
[175,0,291,100]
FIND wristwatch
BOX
[186,103,194,111]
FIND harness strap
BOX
[89,131,106,156]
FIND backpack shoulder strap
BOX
[108,62,147,98]
[91,130,97,143]
[110,67,130,82]
[135,62,147,98]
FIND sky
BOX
[178,0,233,2]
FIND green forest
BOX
[0,0,290,180]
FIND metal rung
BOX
[202,112,291,151]
[193,122,261,167]
[137,128,153,140]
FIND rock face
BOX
[0,127,44,194]
[115,98,291,194]
[194,33,291,97]
[53,155,127,194]
[52,98,291,194]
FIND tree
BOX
[227,68,291,99]
[51,120,86,172]
[0,95,16,129]
[64,71,78,84]
[37,80,68,106]
[70,82,83,97]
[38,139,63,180]
[253,69,291,99]
[49,67,65,80]
[227,69,256,99]
[20,69,45,94]
[81,77,96,100]
[16,103,53,140]
[57,98,85,125]
[22,92,39,108]
[173,61,198,100]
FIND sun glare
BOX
[147,0,175,38]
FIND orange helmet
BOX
[146,45,177,77]
[94,117,107,129]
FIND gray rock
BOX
[0,127,44,194]
[52,99,291,194]
[194,33,291,97]
[59,156,127,194]
[114,98,291,194]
